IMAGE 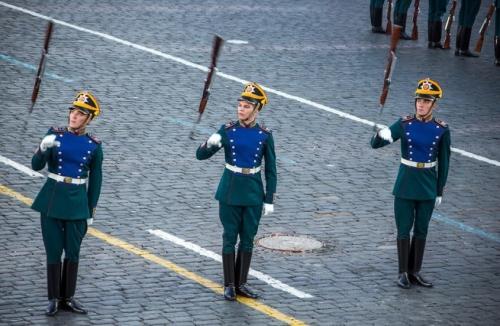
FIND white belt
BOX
[401,158,437,168]
[48,172,87,185]
[225,163,261,175]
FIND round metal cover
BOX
[257,233,323,252]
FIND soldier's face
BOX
[415,98,435,117]
[237,101,257,122]
[69,109,91,129]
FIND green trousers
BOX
[41,214,87,264]
[429,0,450,22]
[394,197,435,240]
[457,0,481,28]
[371,0,386,8]
[219,203,263,254]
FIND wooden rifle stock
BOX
[386,0,393,35]
[378,25,402,116]
[189,35,224,139]
[443,0,457,49]
[29,20,54,113]
[474,3,495,53]
[411,0,420,40]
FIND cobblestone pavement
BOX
[1,0,499,325]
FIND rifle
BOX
[29,20,54,113]
[443,0,457,49]
[411,0,420,40]
[386,0,393,35]
[189,35,224,139]
[375,25,403,131]
[474,3,496,53]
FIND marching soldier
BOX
[196,82,277,301]
[394,0,414,40]
[31,91,103,315]
[371,79,451,289]
[455,0,481,56]
[428,0,451,48]
[495,0,499,65]
[371,0,387,33]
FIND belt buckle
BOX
[241,168,250,174]
[63,176,73,183]
[416,162,425,168]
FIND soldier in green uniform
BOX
[31,91,103,315]
[455,0,481,57]
[370,0,387,33]
[428,0,451,48]
[196,82,277,301]
[371,78,450,289]
[394,0,413,40]
[495,0,500,65]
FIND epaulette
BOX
[87,133,102,144]
[401,114,415,122]
[259,123,272,133]
[434,118,448,128]
[50,126,66,133]
[224,120,236,129]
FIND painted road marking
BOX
[0,184,307,326]
[148,229,313,299]
[0,53,75,83]
[1,1,499,167]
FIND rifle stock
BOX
[29,20,54,113]
[443,0,457,49]
[474,3,495,53]
[411,0,420,40]
[386,0,393,35]
[378,25,402,115]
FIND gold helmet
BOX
[238,82,268,111]
[415,78,443,100]
[70,91,101,118]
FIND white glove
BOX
[40,134,60,152]
[87,218,94,225]
[435,196,442,208]
[378,127,393,143]
[207,133,222,148]
[263,203,274,216]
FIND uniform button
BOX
[88,140,92,143]
[77,176,81,178]
[430,148,433,150]
[78,169,82,172]
[435,136,439,139]
[233,128,236,131]
[232,146,235,149]
[57,143,61,147]
[58,151,62,155]
[58,173,61,175]
[83,157,86,160]
[232,152,236,155]
[256,147,260,150]
[259,131,262,134]
[80,163,83,166]
[429,154,432,156]
[409,145,412,148]
[406,132,410,135]
[259,141,262,144]
[59,134,63,137]
[409,158,413,161]
[410,151,413,154]
[59,159,62,162]
[87,150,91,154]
[255,154,258,157]
[433,142,436,145]
[436,125,440,128]
[409,122,412,125]
[428,160,431,162]
[233,159,236,162]
[254,160,257,163]
[230,139,234,142]
[408,139,412,142]
[58,166,62,169]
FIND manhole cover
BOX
[257,233,323,252]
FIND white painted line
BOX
[1,1,499,167]
[226,39,249,45]
[0,154,43,178]
[148,229,314,299]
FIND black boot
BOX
[396,239,411,289]
[428,21,435,48]
[459,27,479,57]
[59,260,87,314]
[455,26,463,56]
[408,238,433,287]
[495,36,500,66]
[235,251,258,299]
[433,21,444,49]
[395,14,412,40]
[222,253,236,301]
[45,263,61,316]
[371,7,385,33]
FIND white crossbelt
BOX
[48,172,87,185]
[225,163,261,175]
[401,158,437,168]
